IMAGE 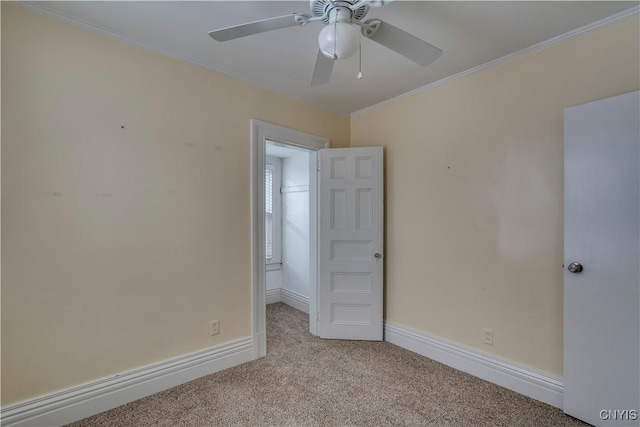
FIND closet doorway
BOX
[265,141,314,317]
[250,120,328,358]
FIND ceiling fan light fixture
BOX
[318,21,360,60]
[208,0,443,86]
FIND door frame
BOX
[250,119,329,358]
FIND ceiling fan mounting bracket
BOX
[294,14,314,26]
[360,19,381,37]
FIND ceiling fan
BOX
[208,0,442,85]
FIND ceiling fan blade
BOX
[362,19,442,67]
[209,14,301,42]
[310,50,334,86]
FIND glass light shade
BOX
[318,22,359,60]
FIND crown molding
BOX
[351,5,640,117]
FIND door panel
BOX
[564,91,639,426]
[318,147,383,340]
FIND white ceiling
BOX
[27,1,638,115]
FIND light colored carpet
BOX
[68,303,586,426]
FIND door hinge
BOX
[317,312,320,322]
[317,161,320,172]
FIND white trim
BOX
[266,262,282,272]
[266,288,282,305]
[1,338,253,427]
[281,185,310,194]
[351,5,640,117]
[308,150,320,336]
[251,120,329,359]
[14,1,348,118]
[265,288,311,314]
[384,321,564,409]
[281,289,311,314]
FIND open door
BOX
[563,91,639,426]
[318,147,383,340]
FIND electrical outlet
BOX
[483,328,494,346]
[209,320,220,336]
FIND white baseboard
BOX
[266,288,282,305]
[266,288,310,314]
[384,322,564,409]
[280,288,310,314]
[1,337,253,427]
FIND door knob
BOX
[374,253,383,260]
[568,262,583,273]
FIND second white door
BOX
[563,91,639,426]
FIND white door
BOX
[318,147,383,340]
[564,91,639,426]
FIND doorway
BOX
[250,120,329,358]
[265,142,312,314]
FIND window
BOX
[265,165,274,261]
[265,156,281,265]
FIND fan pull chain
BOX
[357,41,363,79]
[333,19,338,60]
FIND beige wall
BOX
[1,3,349,405]
[351,16,639,375]
[3,0,639,407]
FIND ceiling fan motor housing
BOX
[311,0,369,24]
